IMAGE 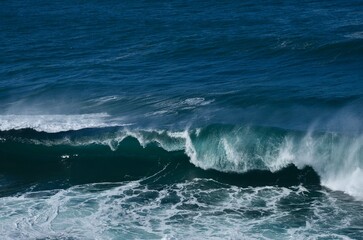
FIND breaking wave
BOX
[1,121,363,200]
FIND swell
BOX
[0,124,362,199]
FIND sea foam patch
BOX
[0,179,357,240]
[0,113,121,133]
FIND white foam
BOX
[289,133,363,201]
[324,167,363,200]
[87,95,123,106]
[345,31,363,39]
[0,179,357,239]
[183,97,214,106]
[145,110,173,116]
[0,113,122,133]
[181,128,363,200]
[267,137,294,172]
[153,97,214,114]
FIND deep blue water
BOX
[1,1,363,239]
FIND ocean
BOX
[1,0,363,239]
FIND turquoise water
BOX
[1,0,363,239]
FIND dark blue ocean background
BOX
[1,1,363,239]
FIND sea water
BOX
[1,1,363,239]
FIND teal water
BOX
[1,0,363,239]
